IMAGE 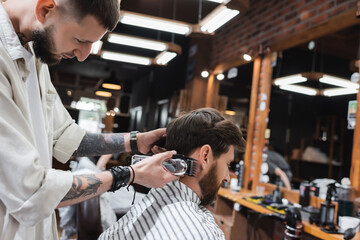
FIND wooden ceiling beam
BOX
[227,0,250,13]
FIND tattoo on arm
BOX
[61,175,102,202]
[73,133,125,156]
[16,32,29,46]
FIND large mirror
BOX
[267,23,359,188]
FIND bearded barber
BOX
[0,0,177,239]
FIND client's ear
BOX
[198,144,213,171]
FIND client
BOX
[99,108,245,240]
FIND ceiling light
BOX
[107,34,168,51]
[102,83,121,90]
[200,6,239,33]
[90,41,103,55]
[120,11,191,35]
[95,91,112,98]
[156,51,177,65]
[243,54,252,61]
[279,85,317,96]
[274,74,307,86]
[319,75,359,89]
[225,110,236,116]
[217,73,225,80]
[101,51,152,65]
[201,70,210,78]
[308,41,315,50]
[323,88,359,97]
[102,71,121,90]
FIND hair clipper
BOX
[131,154,199,177]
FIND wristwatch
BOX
[130,131,140,154]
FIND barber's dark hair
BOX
[63,0,121,31]
[166,108,246,158]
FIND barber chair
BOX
[77,196,102,240]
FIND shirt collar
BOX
[0,3,33,62]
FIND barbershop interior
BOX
[52,0,360,239]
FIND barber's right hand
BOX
[131,150,179,188]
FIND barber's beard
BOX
[199,163,222,206]
[32,26,60,66]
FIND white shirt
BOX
[99,181,225,240]
[0,3,86,240]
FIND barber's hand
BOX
[131,150,179,188]
[136,128,166,154]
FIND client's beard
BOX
[32,26,60,66]
[199,163,222,206]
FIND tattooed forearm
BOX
[73,133,125,156]
[61,175,102,202]
[16,32,29,46]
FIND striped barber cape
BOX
[99,180,225,240]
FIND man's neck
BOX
[180,177,202,200]
[2,0,35,45]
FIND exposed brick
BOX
[348,1,356,8]
[272,16,284,26]
[295,22,309,32]
[210,0,354,67]
[286,18,301,28]
[313,0,331,6]
[292,0,307,10]
[300,9,317,21]
[285,11,298,21]
[330,4,348,17]
[318,1,335,13]
[311,13,328,25]
[278,7,290,17]
[336,0,350,4]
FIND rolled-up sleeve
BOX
[0,76,73,226]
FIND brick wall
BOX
[210,0,357,68]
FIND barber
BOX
[0,0,177,239]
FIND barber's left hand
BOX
[136,128,166,154]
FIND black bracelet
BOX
[127,165,135,187]
[108,166,131,192]
[127,165,136,205]
[130,131,140,154]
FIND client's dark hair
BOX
[166,108,246,158]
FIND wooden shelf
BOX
[290,158,342,166]
[215,187,358,240]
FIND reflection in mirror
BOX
[268,23,359,189]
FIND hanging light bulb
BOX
[243,54,252,61]
[217,73,225,81]
[201,70,210,78]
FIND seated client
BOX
[99,108,246,240]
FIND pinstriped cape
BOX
[99,181,225,240]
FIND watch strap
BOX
[130,131,140,154]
